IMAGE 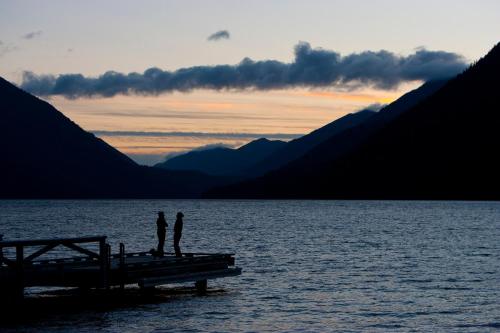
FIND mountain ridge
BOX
[205,43,500,199]
[155,138,286,176]
[0,76,225,198]
[246,109,377,177]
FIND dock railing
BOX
[1,236,241,298]
[0,236,110,295]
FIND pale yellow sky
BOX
[48,84,418,165]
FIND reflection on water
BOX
[1,200,499,332]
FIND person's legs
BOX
[158,232,165,255]
[174,233,182,257]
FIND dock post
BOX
[106,244,111,290]
[119,243,125,290]
[0,234,3,263]
[0,235,3,272]
[99,239,109,289]
[15,245,24,298]
[195,279,207,294]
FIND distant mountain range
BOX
[155,138,286,176]
[155,109,377,178]
[207,42,500,199]
[0,77,225,198]
[3,42,499,199]
[247,109,377,177]
[201,78,448,196]
[155,79,448,181]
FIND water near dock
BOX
[0,200,499,332]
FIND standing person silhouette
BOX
[174,212,184,257]
[156,211,168,256]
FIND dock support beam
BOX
[119,243,125,290]
[1,237,240,295]
[15,245,24,298]
[195,279,207,294]
[99,239,109,289]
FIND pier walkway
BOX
[0,236,241,298]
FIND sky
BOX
[1,0,499,165]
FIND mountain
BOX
[205,42,500,199]
[241,79,447,179]
[263,79,449,172]
[155,138,286,176]
[247,109,376,177]
[0,77,224,198]
[157,110,376,178]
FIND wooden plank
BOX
[121,257,229,270]
[34,256,96,265]
[139,267,242,288]
[25,243,59,261]
[111,252,234,259]
[0,236,106,247]
[124,261,229,279]
[1,234,240,292]
[121,256,231,270]
[2,261,241,291]
[62,242,100,259]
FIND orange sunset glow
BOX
[49,85,412,164]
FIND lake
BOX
[0,200,499,332]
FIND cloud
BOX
[363,103,386,112]
[193,142,234,151]
[22,30,43,40]
[92,130,301,140]
[207,30,230,41]
[20,42,468,98]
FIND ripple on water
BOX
[0,200,499,332]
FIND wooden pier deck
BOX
[0,236,241,298]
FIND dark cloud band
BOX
[21,42,467,98]
[92,130,301,140]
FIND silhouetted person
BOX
[156,211,168,256]
[174,212,184,257]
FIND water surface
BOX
[0,200,499,332]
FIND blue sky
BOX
[2,0,499,80]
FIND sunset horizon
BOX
[2,0,498,164]
[1,2,499,331]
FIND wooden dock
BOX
[0,236,241,298]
